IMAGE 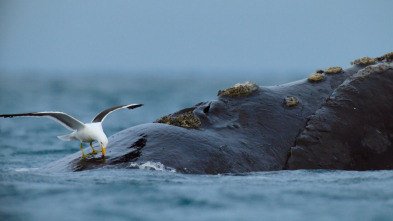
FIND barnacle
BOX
[315,69,324,74]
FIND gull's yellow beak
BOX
[101,145,106,156]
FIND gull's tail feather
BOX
[57,133,76,141]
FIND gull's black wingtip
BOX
[127,104,143,109]
[0,114,17,118]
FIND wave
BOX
[14,167,39,172]
[128,161,176,173]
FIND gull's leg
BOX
[80,143,88,158]
[90,142,99,154]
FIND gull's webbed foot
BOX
[80,143,88,158]
[90,142,99,154]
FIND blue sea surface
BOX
[1,72,393,221]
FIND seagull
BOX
[0,104,143,158]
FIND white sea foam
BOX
[129,161,176,173]
[15,168,39,172]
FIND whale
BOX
[42,53,393,174]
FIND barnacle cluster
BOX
[285,96,299,107]
[350,57,376,66]
[308,72,324,82]
[324,67,343,74]
[376,52,393,62]
[217,81,258,97]
[155,111,201,129]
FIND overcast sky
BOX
[0,0,392,74]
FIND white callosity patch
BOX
[355,62,393,78]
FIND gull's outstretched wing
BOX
[0,112,85,131]
[92,104,143,123]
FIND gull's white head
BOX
[98,136,108,156]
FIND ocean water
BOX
[1,72,393,221]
